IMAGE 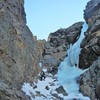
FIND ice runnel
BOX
[67,22,88,67]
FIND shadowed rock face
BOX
[0,0,41,99]
[79,57,100,100]
[79,35,100,69]
[79,0,100,69]
[79,0,100,99]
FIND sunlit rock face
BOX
[42,22,83,74]
[79,0,100,69]
[0,0,41,99]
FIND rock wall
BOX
[42,22,83,74]
[79,0,100,99]
[79,57,100,100]
[79,0,100,69]
[0,0,41,99]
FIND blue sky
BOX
[24,0,89,40]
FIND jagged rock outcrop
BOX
[48,22,83,47]
[42,22,83,74]
[79,56,100,100]
[0,0,41,99]
[79,0,100,69]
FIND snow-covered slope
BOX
[22,70,90,100]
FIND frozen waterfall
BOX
[57,22,89,94]
[67,22,88,67]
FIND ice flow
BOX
[57,22,88,93]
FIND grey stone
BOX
[45,86,50,90]
[56,86,68,96]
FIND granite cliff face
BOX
[0,0,41,99]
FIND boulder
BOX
[45,86,50,90]
[55,86,68,96]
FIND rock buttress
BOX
[0,0,41,99]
